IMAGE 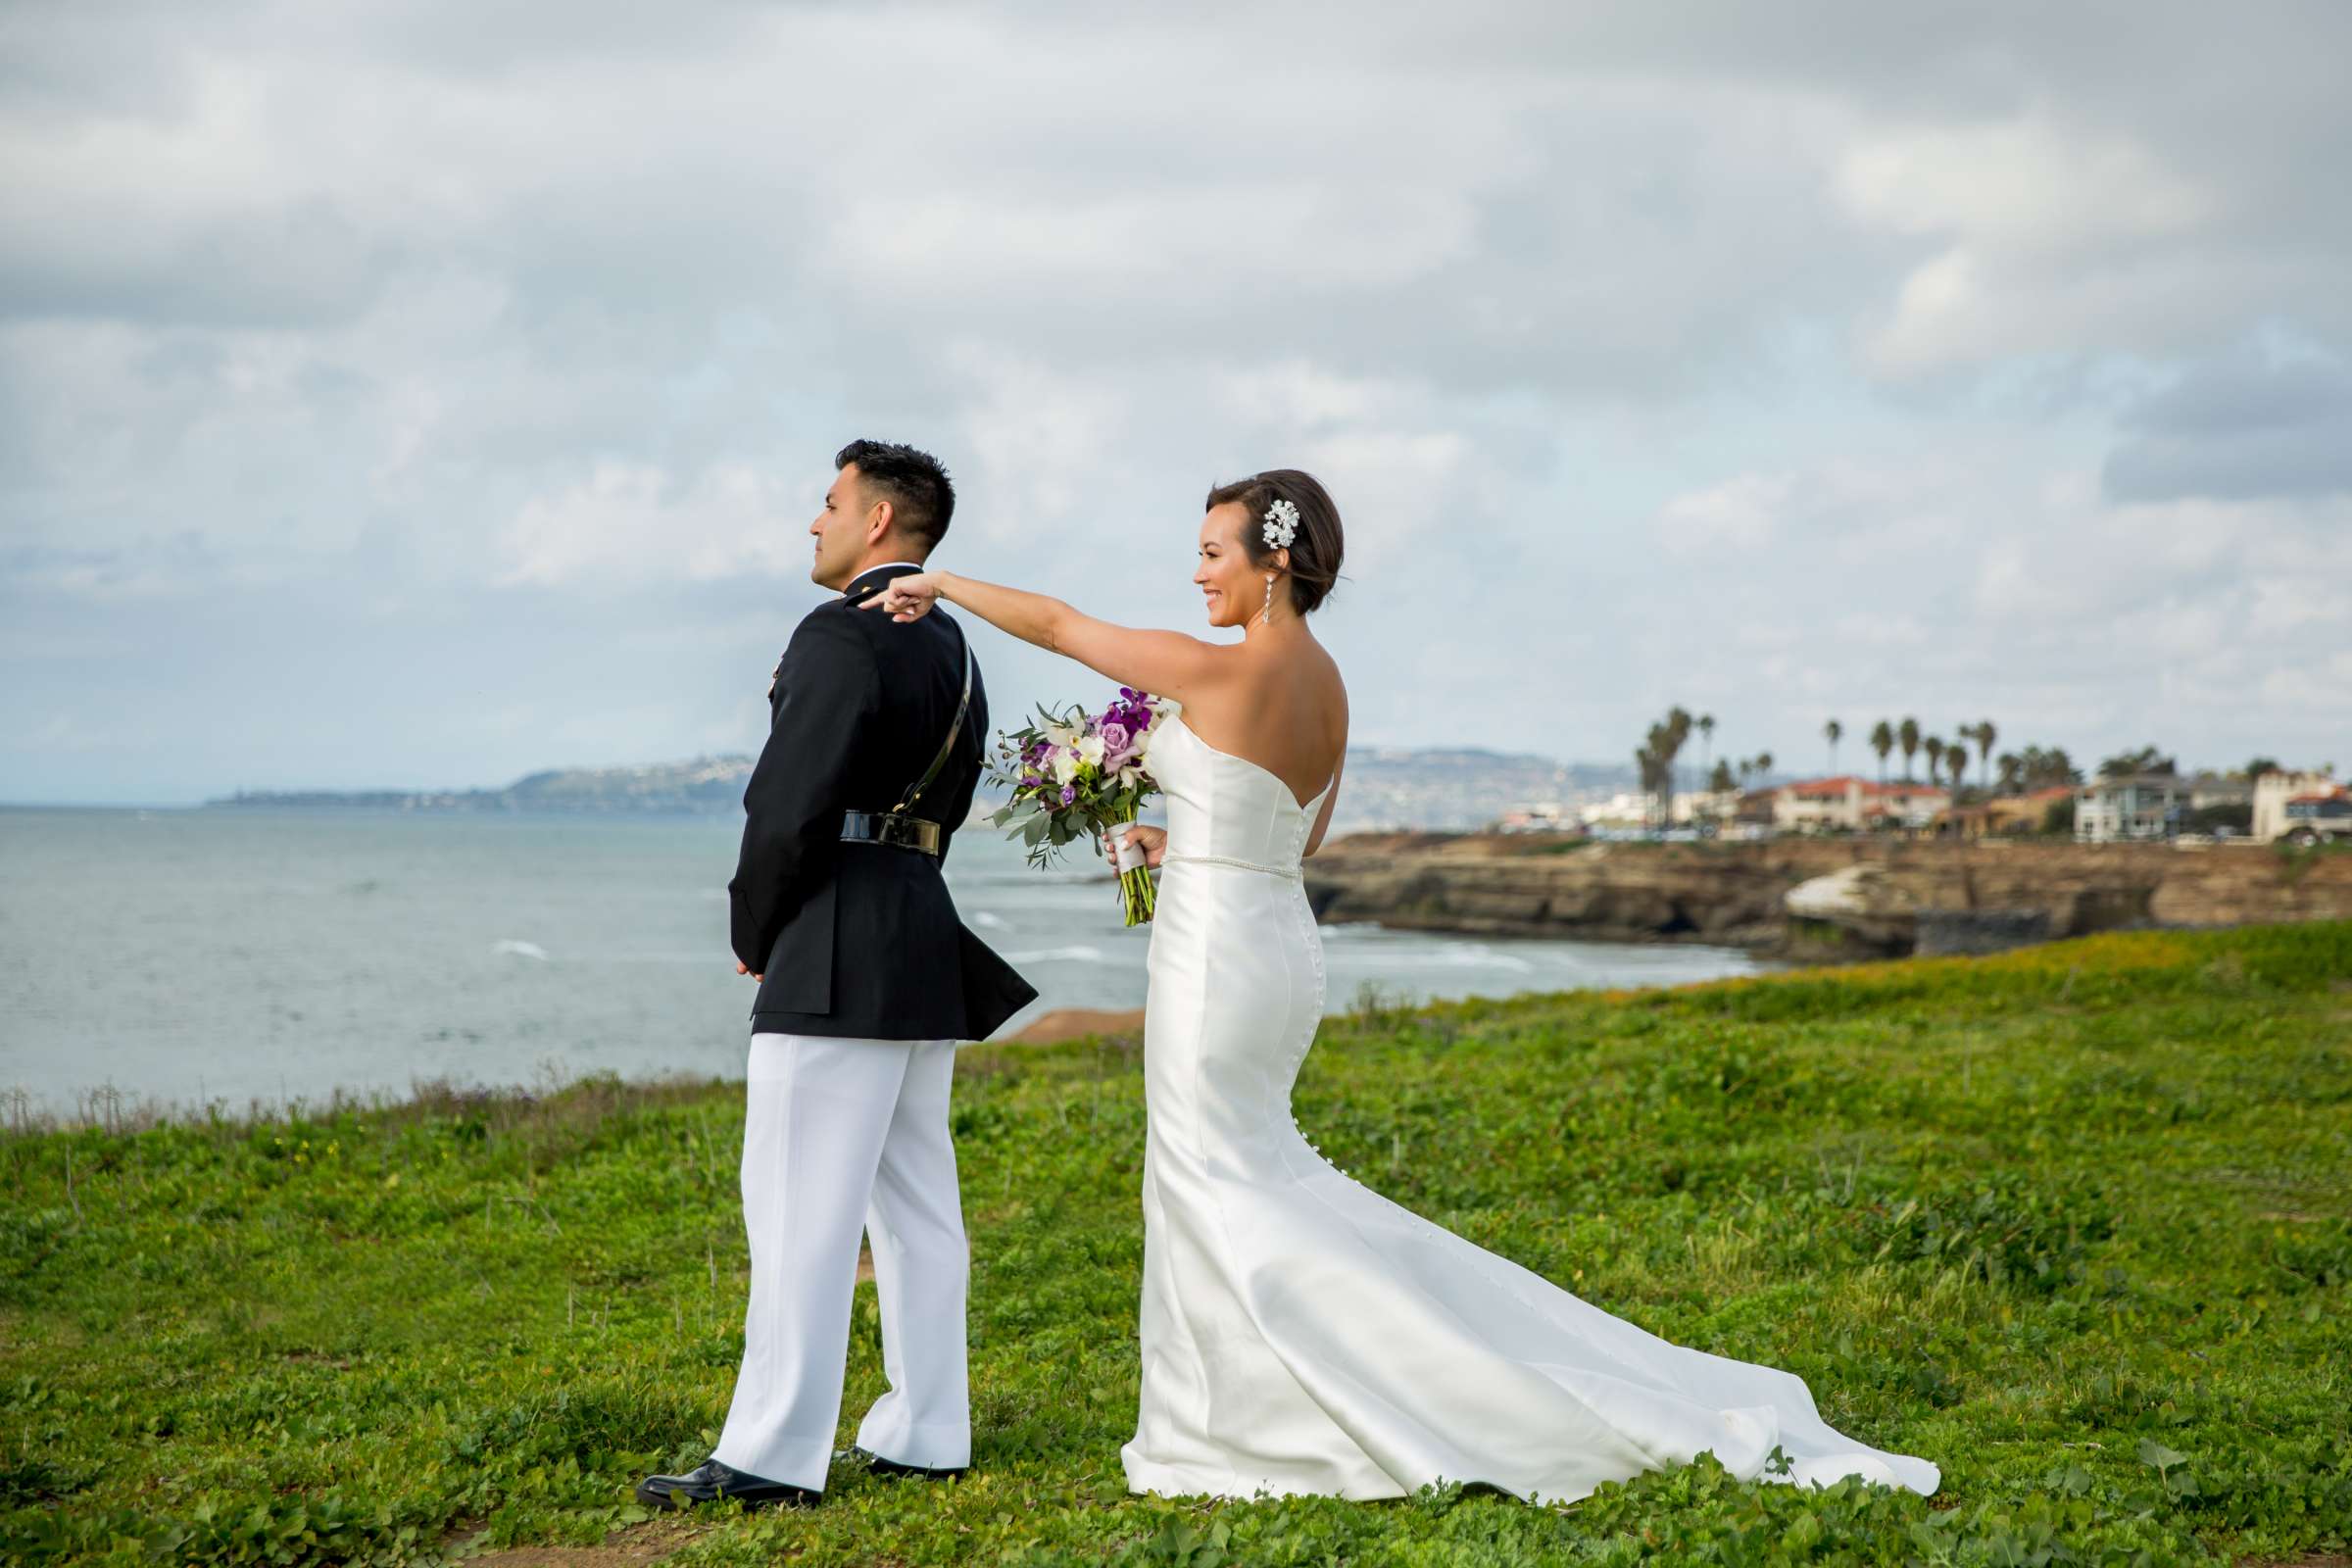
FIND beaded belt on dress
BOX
[1158,852,1302,880]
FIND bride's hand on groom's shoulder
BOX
[859,571,943,622]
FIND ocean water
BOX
[0,808,1775,1118]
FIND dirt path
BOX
[449,1512,708,1566]
[1009,1006,1146,1044]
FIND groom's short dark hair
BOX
[836,439,955,551]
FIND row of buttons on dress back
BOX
[1287,861,1340,1176]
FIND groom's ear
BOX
[865,497,895,541]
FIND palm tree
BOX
[1947,746,1969,792]
[1662,707,1693,824]
[1869,720,1893,783]
[1996,752,2022,794]
[1697,713,1715,797]
[1973,719,1997,790]
[1754,751,1774,778]
[1824,718,1842,777]
[1637,708,1695,830]
[1898,716,1921,781]
[1925,736,1945,785]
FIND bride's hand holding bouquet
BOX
[1108,822,1166,869]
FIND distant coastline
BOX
[202,748,1641,829]
[207,756,757,815]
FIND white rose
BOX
[1076,733,1106,768]
[1052,750,1079,785]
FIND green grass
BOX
[5,922,2349,1567]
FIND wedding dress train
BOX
[1118,714,1939,1504]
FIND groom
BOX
[638,440,1037,1510]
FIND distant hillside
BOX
[208,757,755,815]
[208,748,1635,828]
[1332,747,1631,832]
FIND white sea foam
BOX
[1002,945,1108,963]
[492,939,550,961]
[1431,942,1536,972]
[971,910,1008,929]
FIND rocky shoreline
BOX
[1301,832,2352,960]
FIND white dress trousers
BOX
[710,1032,970,1491]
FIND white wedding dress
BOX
[1118,713,1940,1504]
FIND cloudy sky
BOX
[5,1,2348,805]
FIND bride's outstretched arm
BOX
[861,570,1226,704]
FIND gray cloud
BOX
[2104,346,2352,501]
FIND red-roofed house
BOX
[1773,775,1951,833]
[2280,786,2352,844]
[2253,769,2347,843]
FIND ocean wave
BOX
[949,872,1102,893]
[1432,943,1537,972]
[1326,940,1535,973]
[492,939,550,961]
[1000,945,1110,963]
[971,910,1008,929]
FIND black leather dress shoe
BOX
[838,1445,968,1481]
[635,1457,820,1510]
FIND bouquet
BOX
[989,686,1172,926]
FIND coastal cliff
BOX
[1301,834,2352,957]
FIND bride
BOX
[861,469,1938,1505]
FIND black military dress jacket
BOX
[727,563,1038,1041]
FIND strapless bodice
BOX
[1152,715,1331,871]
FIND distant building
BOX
[1773,775,1950,832]
[2076,773,2184,843]
[2252,769,2345,843]
[1579,793,1653,832]
[1670,788,1740,826]
[1494,801,1577,833]
[1943,785,2073,838]
[2280,788,2352,843]
[2187,775,2253,810]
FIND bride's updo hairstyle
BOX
[1205,468,1345,615]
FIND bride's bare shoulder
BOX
[1308,638,1348,714]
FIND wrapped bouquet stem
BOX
[990,686,1171,927]
[1106,806,1157,925]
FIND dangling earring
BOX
[1260,574,1276,625]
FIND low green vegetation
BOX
[5,922,2348,1566]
